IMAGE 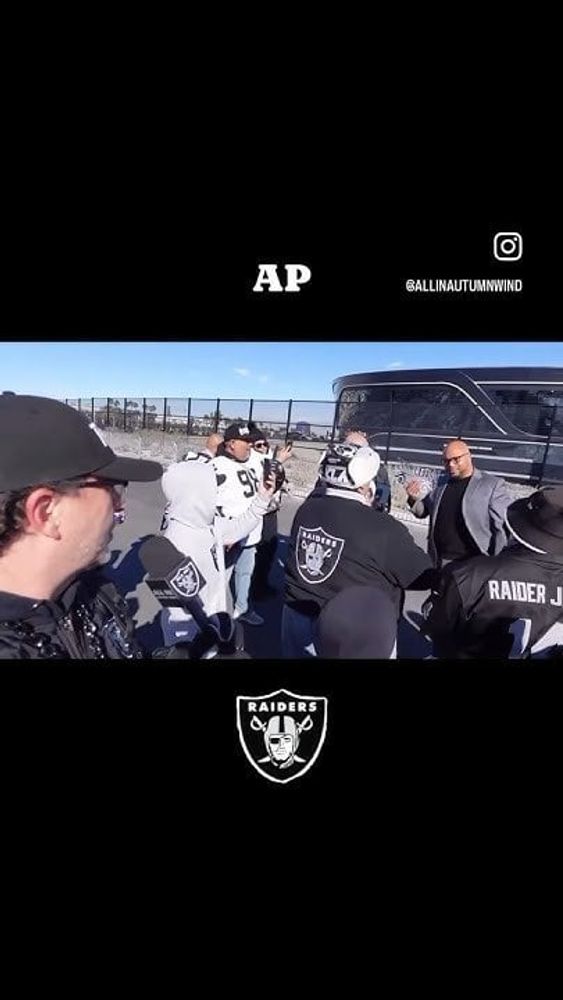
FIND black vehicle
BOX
[333,367,563,486]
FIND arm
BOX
[425,569,466,658]
[216,492,270,546]
[383,518,433,589]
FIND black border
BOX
[2,205,561,818]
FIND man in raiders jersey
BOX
[426,486,563,658]
[213,423,276,626]
[283,443,433,658]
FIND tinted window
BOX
[486,386,563,436]
[338,386,392,434]
[390,385,495,435]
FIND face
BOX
[55,478,127,570]
[443,443,473,479]
[268,733,294,763]
[253,440,268,455]
[345,431,369,447]
[226,438,251,461]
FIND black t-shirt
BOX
[284,491,432,617]
[432,477,480,562]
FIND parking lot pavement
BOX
[105,484,433,659]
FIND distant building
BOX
[295,421,311,436]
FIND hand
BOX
[275,443,293,463]
[258,472,276,499]
[405,477,424,498]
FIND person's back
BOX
[286,492,430,618]
[282,443,432,657]
[427,486,563,658]
[160,458,274,646]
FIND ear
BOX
[22,487,64,540]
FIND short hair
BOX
[0,479,87,556]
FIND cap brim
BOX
[92,454,163,483]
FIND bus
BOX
[332,367,563,486]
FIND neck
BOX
[0,541,76,601]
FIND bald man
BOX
[406,438,511,570]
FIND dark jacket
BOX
[426,544,563,659]
[408,467,511,566]
[285,487,432,618]
[0,570,143,660]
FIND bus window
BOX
[390,385,495,435]
[338,386,392,434]
[485,387,563,436]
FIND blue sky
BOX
[1,340,561,402]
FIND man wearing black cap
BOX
[426,486,563,658]
[213,423,268,626]
[0,393,162,659]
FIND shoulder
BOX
[473,469,509,493]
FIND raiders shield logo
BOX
[236,689,328,784]
[169,558,205,599]
[296,525,344,585]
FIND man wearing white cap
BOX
[282,443,433,658]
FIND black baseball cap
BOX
[223,423,252,442]
[0,393,163,491]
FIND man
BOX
[426,486,563,659]
[315,430,391,512]
[0,392,162,659]
[248,424,292,600]
[213,423,273,626]
[406,438,511,570]
[282,443,433,657]
[158,456,275,650]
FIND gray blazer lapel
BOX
[431,482,447,533]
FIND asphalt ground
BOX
[104,481,433,659]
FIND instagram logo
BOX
[493,232,523,261]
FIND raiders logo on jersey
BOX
[296,525,345,585]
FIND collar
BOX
[324,487,371,505]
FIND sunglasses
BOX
[254,441,268,450]
[71,478,128,504]
[443,454,469,465]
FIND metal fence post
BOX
[285,400,293,441]
[385,390,394,464]
[91,398,95,423]
[248,398,254,423]
[538,405,557,487]
[163,398,167,433]
[142,398,147,430]
[124,398,128,431]
[214,398,220,433]
[186,397,192,435]
[330,399,340,443]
